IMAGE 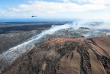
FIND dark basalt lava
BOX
[1,36,110,74]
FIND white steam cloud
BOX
[0,22,76,72]
[0,19,110,72]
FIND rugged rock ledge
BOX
[1,36,110,74]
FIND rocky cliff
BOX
[1,36,110,74]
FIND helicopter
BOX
[31,16,37,17]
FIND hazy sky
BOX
[0,0,110,21]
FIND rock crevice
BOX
[1,36,110,74]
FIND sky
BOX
[0,0,110,22]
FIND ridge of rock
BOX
[1,36,110,74]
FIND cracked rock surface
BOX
[1,36,110,74]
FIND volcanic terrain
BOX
[1,36,110,74]
[0,22,66,53]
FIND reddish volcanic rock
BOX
[1,36,110,74]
